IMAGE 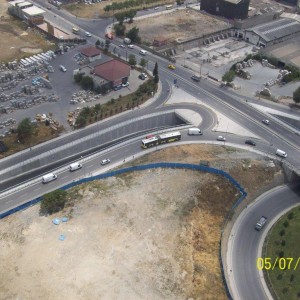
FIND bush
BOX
[281,240,286,246]
[277,274,283,280]
[17,118,34,143]
[283,220,289,227]
[279,229,285,236]
[293,86,300,104]
[222,70,235,83]
[40,190,67,215]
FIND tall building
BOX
[200,0,250,20]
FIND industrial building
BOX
[243,16,300,47]
[200,0,250,20]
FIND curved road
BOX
[228,185,300,300]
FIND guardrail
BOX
[0,162,246,300]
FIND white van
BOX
[42,173,57,184]
[276,149,287,158]
[188,128,202,135]
[69,162,82,171]
[139,49,147,55]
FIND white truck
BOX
[188,128,202,135]
[69,162,82,171]
[124,37,131,44]
[255,216,267,231]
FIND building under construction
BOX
[201,0,250,20]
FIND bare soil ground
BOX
[0,145,282,299]
[126,9,230,43]
[0,0,55,63]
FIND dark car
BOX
[245,139,256,146]
[138,74,146,80]
[191,75,201,82]
[113,85,122,91]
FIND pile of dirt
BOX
[0,145,282,299]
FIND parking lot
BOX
[0,43,146,135]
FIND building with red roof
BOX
[80,46,102,62]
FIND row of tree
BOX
[104,0,159,12]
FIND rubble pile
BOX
[70,90,101,104]
[235,59,255,79]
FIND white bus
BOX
[165,4,172,10]
[141,131,181,149]
[72,27,80,34]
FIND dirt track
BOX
[0,145,282,299]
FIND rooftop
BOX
[17,1,32,7]
[22,5,45,15]
[80,46,101,57]
[247,17,300,42]
[94,60,130,81]
[8,0,25,6]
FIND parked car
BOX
[113,85,122,91]
[101,159,111,165]
[245,139,256,146]
[141,73,148,78]
[119,44,125,48]
[191,75,201,82]
[138,74,146,80]
[262,119,270,125]
[122,82,129,87]
[128,44,134,49]
[85,32,92,37]
[168,64,176,70]
[217,136,226,141]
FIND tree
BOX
[75,115,87,128]
[222,70,235,83]
[126,26,141,43]
[293,86,300,103]
[40,190,67,215]
[104,39,111,54]
[126,9,137,23]
[81,76,94,90]
[128,54,136,66]
[153,62,158,77]
[95,39,100,47]
[140,58,147,69]
[17,118,34,143]
[114,23,126,37]
[115,11,125,24]
[74,72,83,83]
[154,74,159,84]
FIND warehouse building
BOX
[200,0,250,20]
[244,16,300,47]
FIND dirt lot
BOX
[0,0,55,63]
[126,9,230,43]
[0,145,282,299]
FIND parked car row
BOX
[42,159,111,183]
[113,82,129,91]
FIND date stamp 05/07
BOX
[257,257,300,271]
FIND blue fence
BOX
[0,162,247,299]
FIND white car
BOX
[154,6,159,10]
[59,65,67,72]
[141,72,148,78]
[85,32,92,37]
[119,44,125,48]
[262,119,270,125]
[217,136,226,141]
[122,82,129,87]
[101,159,111,165]
[128,44,134,49]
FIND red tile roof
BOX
[94,60,130,81]
[80,46,101,57]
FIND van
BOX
[42,173,57,184]
[69,162,82,171]
[276,149,287,158]
[188,128,202,135]
[124,37,131,44]
[139,49,147,55]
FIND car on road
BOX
[59,65,67,72]
[245,139,256,146]
[113,85,122,91]
[85,32,92,37]
[154,6,159,10]
[119,44,125,48]
[262,119,270,125]
[191,75,201,82]
[217,136,226,141]
[101,159,111,165]
[122,82,129,87]
[168,64,176,70]
[255,216,267,231]
[128,44,134,49]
